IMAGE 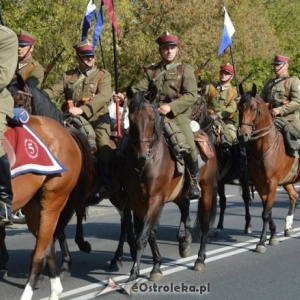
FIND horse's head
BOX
[127,85,162,162]
[7,74,33,112]
[238,83,268,142]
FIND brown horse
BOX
[122,86,217,282]
[238,84,299,253]
[0,116,94,299]
[191,93,253,234]
[7,78,100,275]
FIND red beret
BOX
[156,32,179,47]
[220,63,234,75]
[17,30,35,46]
[73,40,95,56]
[272,55,290,65]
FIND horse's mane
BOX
[26,82,64,123]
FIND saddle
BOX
[193,130,215,160]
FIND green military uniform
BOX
[44,66,113,161]
[203,82,238,145]
[17,56,44,88]
[132,59,198,161]
[0,25,18,225]
[261,75,300,156]
[261,75,300,130]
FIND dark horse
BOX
[238,84,299,253]
[122,86,217,282]
[191,93,253,234]
[0,116,94,299]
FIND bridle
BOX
[130,96,164,173]
[239,95,273,140]
[13,85,33,114]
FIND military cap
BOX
[272,54,290,65]
[220,63,234,75]
[156,31,179,48]
[17,30,35,46]
[73,40,95,56]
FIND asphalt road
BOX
[1,184,300,300]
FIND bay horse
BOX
[238,84,299,253]
[122,86,217,282]
[0,116,94,299]
[191,93,253,234]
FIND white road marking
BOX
[41,227,300,300]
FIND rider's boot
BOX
[0,154,13,226]
[282,125,300,157]
[186,159,200,199]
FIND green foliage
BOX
[1,0,300,93]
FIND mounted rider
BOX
[261,55,300,157]
[0,26,18,226]
[202,63,238,150]
[43,40,114,195]
[113,31,200,199]
[15,30,45,88]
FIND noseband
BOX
[14,85,33,114]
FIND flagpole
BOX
[111,0,121,141]
[229,46,240,97]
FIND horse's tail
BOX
[54,127,96,236]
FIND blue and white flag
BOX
[93,2,104,47]
[218,7,235,56]
[81,0,97,41]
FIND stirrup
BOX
[0,201,13,226]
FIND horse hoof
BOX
[193,262,205,271]
[256,245,266,253]
[78,241,92,253]
[186,234,192,244]
[208,228,222,238]
[0,268,8,279]
[109,260,123,271]
[269,237,279,246]
[244,225,253,234]
[284,228,293,237]
[180,245,191,258]
[149,271,163,281]
[59,269,71,280]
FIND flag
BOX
[218,7,235,56]
[81,0,97,41]
[103,0,122,40]
[92,2,104,47]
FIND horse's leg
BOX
[175,197,192,257]
[256,187,277,253]
[74,207,91,253]
[148,229,163,281]
[21,210,64,300]
[283,183,298,237]
[216,183,226,231]
[239,173,253,234]
[46,240,63,300]
[128,202,161,282]
[194,184,212,271]
[109,205,133,271]
[0,226,9,277]
[57,231,72,279]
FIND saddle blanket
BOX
[4,125,66,178]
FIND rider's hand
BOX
[112,92,125,105]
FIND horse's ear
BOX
[238,83,244,96]
[251,83,257,97]
[126,85,134,99]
